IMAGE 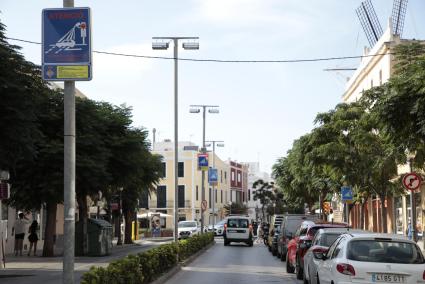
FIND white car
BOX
[223,216,253,246]
[178,221,199,239]
[317,233,425,284]
[207,219,227,236]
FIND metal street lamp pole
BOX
[189,105,219,234]
[153,37,199,243]
[408,158,417,242]
[206,140,224,232]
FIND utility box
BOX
[76,218,113,256]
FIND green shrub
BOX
[81,233,214,284]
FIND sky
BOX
[1,0,424,175]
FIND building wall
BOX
[147,141,230,229]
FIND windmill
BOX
[391,0,408,37]
[356,0,383,47]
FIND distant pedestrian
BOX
[28,220,39,256]
[406,220,413,240]
[12,213,29,256]
[256,223,263,243]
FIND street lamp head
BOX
[152,42,169,50]
[208,108,219,114]
[189,108,201,113]
[182,42,199,50]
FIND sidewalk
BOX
[0,237,173,284]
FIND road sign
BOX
[208,168,218,185]
[402,172,421,191]
[201,200,208,211]
[341,186,353,202]
[42,7,92,81]
[198,153,209,171]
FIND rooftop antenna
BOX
[392,0,408,37]
[356,0,384,47]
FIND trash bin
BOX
[75,218,113,256]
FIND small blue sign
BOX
[208,168,218,184]
[341,186,353,201]
[42,7,92,81]
[198,154,209,170]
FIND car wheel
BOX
[248,240,253,247]
[286,252,295,273]
[280,248,286,261]
[296,255,303,280]
[224,239,229,246]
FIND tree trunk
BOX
[42,202,57,257]
[124,209,133,244]
[360,201,366,230]
[77,194,88,255]
[380,194,388,233]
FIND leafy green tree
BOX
[223,202,248,215]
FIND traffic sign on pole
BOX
[341,186,353,202]
[42,7,92,81]
[198,153,209,171]
[208,168,218,185]
[402,172,421,191]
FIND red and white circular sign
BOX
[402,172,421,191]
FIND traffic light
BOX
[323,202,331,215]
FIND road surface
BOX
[166,237,301,284]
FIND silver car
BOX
[207,219,227,236]
[303,228,367,284]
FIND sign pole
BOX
[408,160,417,242]
[63,1,75,283]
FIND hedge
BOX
[81,233,214,284]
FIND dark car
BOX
[286,221,348,280]
[277,214,318,261]
[270,227,281,256]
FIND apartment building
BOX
[143,141,230,229]
[341,20,425,240]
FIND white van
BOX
[223,216,253,247]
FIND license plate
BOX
[372,273,406,283]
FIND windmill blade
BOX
[392,0,408,37]
[356,0,383,47]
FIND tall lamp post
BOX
[206,140,224,231]
[153,37,199,243]
[189,105,219,233]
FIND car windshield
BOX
[320,233,341,247]
[216,220,226,226]
[179,222,197,228]
[347,239,425,264]
[228,219,249,228]
[285,220,304,234]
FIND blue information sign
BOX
[208,168,218,184]
[198,154,209,171]
[341,186,353,202]
[42,7,92,81]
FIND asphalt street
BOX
[166,237,301,284]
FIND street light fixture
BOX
[189,105,219,233]
[152,36,199,243]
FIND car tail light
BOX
[336,263,355,276]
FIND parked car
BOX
[178,220,200,239]
[277,214,318,261]
[317,233,425,284]
[270,226,281,256]
[303,228,367,284]
[223,216,253,247]
[267,214,284,249]
[286,221,348,280]
[207,219,226,236]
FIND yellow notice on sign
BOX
[57,66,89,79]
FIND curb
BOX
[151,241,216,284]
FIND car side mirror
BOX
[313,251,325,260]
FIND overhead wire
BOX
[5,36,393,64]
